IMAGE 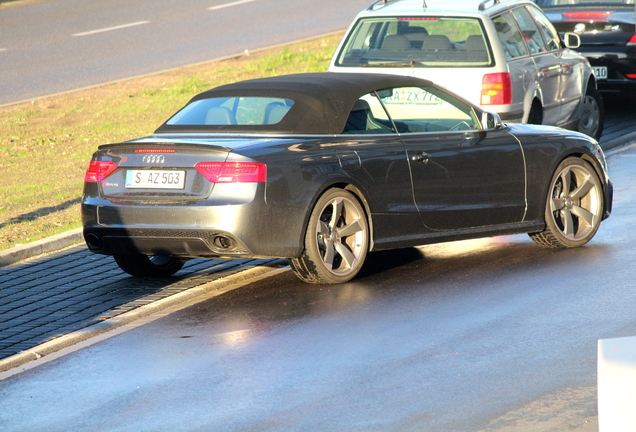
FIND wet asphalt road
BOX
[1,106,636,430]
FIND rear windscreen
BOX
[335,17,492,67]
[166,97,294,126]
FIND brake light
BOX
[628,35,636,45]
[481,73,512,105]
[194,162,267,183]
[563,11,612,20]
[85,161,117,182]
[135,149,176,153]
[398,17,439,21]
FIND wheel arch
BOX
[522,78,544,124]
[299,180,375,253]
[585,73,598,92]
[541,150,611,220]
[525,142,608,223]
[525,97,543,124]
[576,150,612,219]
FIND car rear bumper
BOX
[582,48,636,93]
[596,79,636,94]
[81,199,307,259]
[83,227,254,259]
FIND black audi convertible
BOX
[82,73,612,284]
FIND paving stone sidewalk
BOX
[0,244,281,361]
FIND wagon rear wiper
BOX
[362,60,421,68]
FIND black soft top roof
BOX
[155,72,434,135]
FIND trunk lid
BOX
[91,140,233,202]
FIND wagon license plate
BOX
[125,170,186,189]
[593,66,607,80]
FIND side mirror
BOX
[563,32,581,49]
[482,111,503,130]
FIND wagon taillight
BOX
[481,72,512,105]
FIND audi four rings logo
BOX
[142,154,166,164]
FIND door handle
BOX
[411,152,430,163]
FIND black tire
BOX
[289,188,369,284]
[113,254,185,277]
[578,86,605,141]
[529,158,604,249]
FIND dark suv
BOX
[534,0,636,98]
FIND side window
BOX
[492,13,529,59]
[342,92,396,134]
[379,86,479,133]
[510,7,547,54]
[527,6,561,51]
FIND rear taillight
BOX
[85,161,117,182]
[481,73,512,105]
[627,34,636,45]
[194,162,267,183]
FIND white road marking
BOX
[208,0,256,11]
[0,48,7,52]
[72,21,150,37]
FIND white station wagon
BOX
[328,0,604,140]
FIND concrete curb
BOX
[599,133,636,152]
[0,228,84,267]
[0,260,289,375]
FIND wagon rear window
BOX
[166,97,294,126]
[335,17,492,67]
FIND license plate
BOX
[382,87,443,105]
[125,170,186,189]
[593,66,608,80]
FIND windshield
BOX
[535,0,634,6]
[335,16,492,67]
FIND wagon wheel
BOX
[578,86,604,141]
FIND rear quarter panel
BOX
[507,124,609,221]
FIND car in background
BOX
[82,73,612,284]
[328,0,605,140]
[533,0,636,99]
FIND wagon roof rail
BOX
[478,0,501,11]
[366,0,407,11]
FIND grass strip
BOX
[0,33,342,251]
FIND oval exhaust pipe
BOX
[84,233,102,250]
